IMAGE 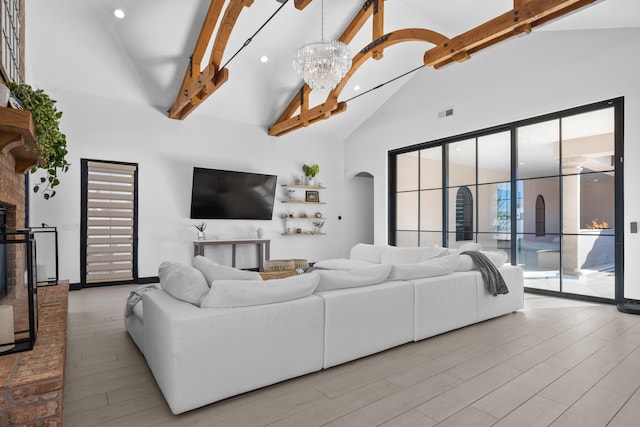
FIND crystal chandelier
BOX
[292,0,351,91]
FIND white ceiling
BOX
[26,0,639,141]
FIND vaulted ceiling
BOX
[27,0,639,141]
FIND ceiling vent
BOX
[438,108,454,119]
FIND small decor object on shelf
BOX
[0,84,10,107]
[312,221,325,234]
[256,227,265,239]
[296,228,302,234]
[302,164,319,186]
[306,190,319,202]
[8,93,23,109]
[300,210,308,218]
[315,212,323,218]
[295,175,304,185]
[194,222,207,240]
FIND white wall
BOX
[28,90,351,283]
[344,28,640,299]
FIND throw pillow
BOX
[201,272,319,308]
[315,264,392,292]
[158,261,209,306]
[456,250,508,271]
[313,258,375,270]
[192,255,262,286]
[349,243,387,263]
[387,253,460,280]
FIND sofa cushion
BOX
[192,255,263,285]
[159,262,209,306]
[313,258,375,270]
[315,264,392,292]
[456,250,509,271]
[201,272,319,308]
[441,242,482,255]
[349,243,387,263]
[381,246,445,265]
[387,253,460,280]
[458,242,482,252]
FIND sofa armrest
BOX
[142,290,324,414]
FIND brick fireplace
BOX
[0,144,28,322]
[1,117,68,426]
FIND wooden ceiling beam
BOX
[271,0,597,137]
[424,0,597,68]
[269,100,347,137]
[169,0,254,120]
[270,1,377,135]
[294,0,314,10]
[271,1,375,132]
[372,0,384,60]
[270,28,450,136]
[170,0,226,118]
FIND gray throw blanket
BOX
[461,250,509,296]
[124,284,160,318]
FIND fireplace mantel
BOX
[0,107,39,173]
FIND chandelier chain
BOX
[321,0,324,40]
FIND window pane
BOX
[448,139,476,187]
[396,231,418,247]
[517,234,561,292]
[520,177,560,235]
[419,189,442,231]
[420,232,442,247]
[561,234,614,299]
[447,233,475,248]
[397,192,418,230]
[562,172,614,234]
[561,107,614,174]
[477,182,510,234]
[420,146,442,189]
[478,132,510,183]
[517,119,559,179]
[396,153,419,191]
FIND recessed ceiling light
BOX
[113,9,125,19]
[455,147,461,151]
[519,162,525,165]
[353,85,360,91]
[260,56,269,63]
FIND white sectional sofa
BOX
[125,244,524,414]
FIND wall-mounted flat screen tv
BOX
[190,167,278,220]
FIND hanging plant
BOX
[6,82,69,199]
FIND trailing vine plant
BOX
[6,82,69,199]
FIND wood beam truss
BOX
[168,0,313,120]
[269,0,598,136]
[168,0,598,131]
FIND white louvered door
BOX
[85,161,136,284]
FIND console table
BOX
[193,239,271,271]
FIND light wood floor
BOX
[63,285,640,426]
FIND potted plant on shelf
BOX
[312,220,325,234]
[302,164,319,186]
[6,82,69,199]
[193,222,207,240]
